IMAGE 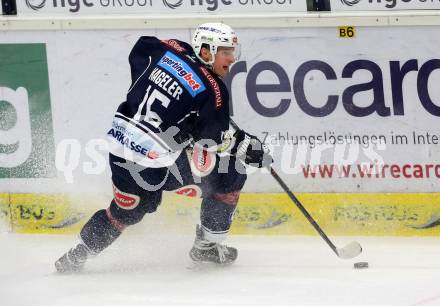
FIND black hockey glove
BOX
[231,129,273,168]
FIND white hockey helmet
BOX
[192,22,241,66]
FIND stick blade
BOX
[336,241,362,259]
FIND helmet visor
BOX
[216,44,241,62]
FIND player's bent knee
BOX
[105,207,127,232]
[109,189,162,226]
[80,209,123,253]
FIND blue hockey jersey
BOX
[107,37,231,167]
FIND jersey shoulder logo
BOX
[160,39,186,53]
[158,51,206,97]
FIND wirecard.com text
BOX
[302,163,440,179]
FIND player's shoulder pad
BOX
[129,36,163,59]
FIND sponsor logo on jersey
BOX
[107,128,154,157]
[199,66,223,109]
[158,51,206,97]
[188,146,216,177]
[173,185,202,198]
[161,39,187,53]
[107,117,167,162]
[112,185,140,210]
[146,151,159,159]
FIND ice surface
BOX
[1,233,439,306]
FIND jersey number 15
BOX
[134,85,170,126]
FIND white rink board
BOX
[0,27,439,193]
[232,26,440,192]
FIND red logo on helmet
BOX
[113,185,140,210]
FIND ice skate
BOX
[55,243,90,273]
[189,225,237,265]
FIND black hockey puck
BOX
[354,262,369,269]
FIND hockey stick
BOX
[230,119,362,259]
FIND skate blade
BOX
[54,260,85,274]
[186,260,234,271]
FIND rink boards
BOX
[1,192,440,236]
[1,25,440,236]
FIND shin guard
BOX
[200,197,237,243]
[80,209,124,254]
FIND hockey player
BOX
[55,22,272,272]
